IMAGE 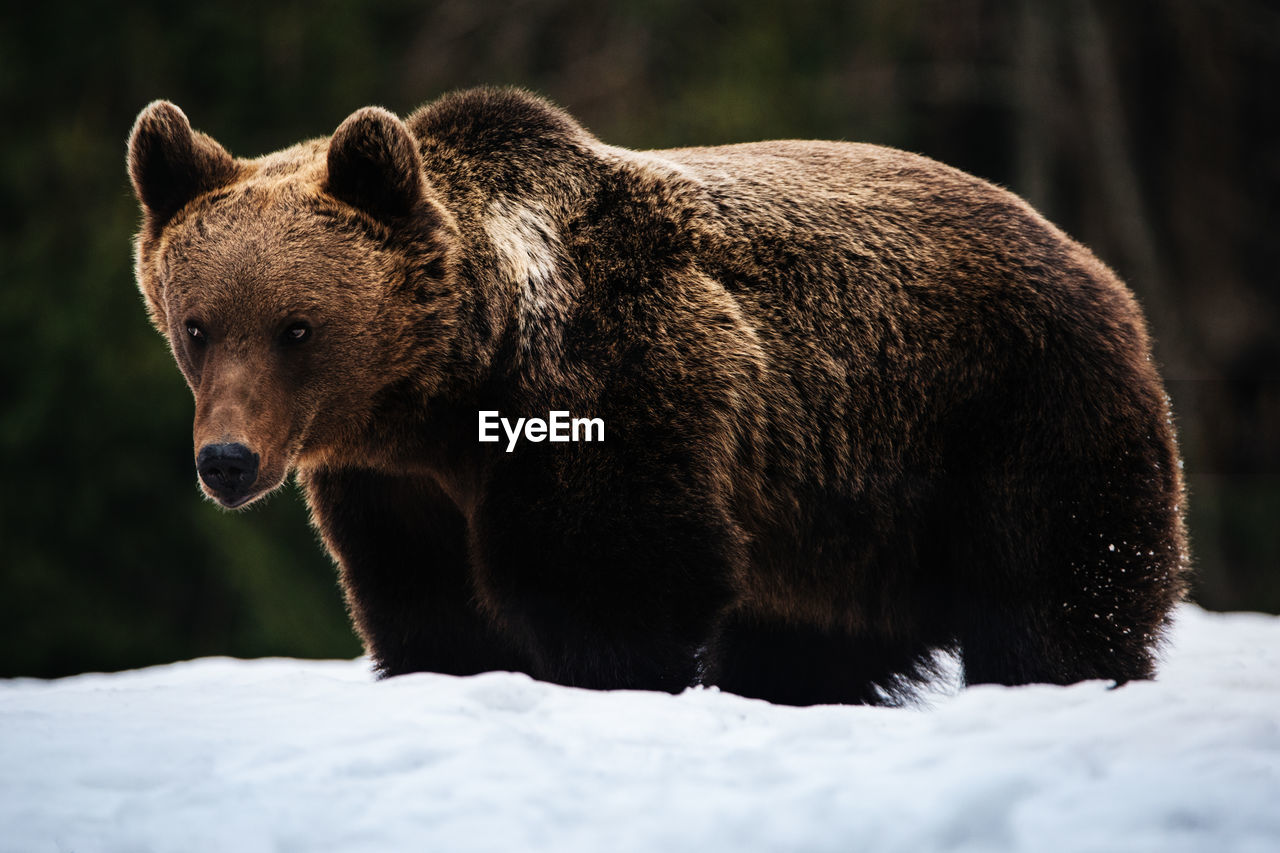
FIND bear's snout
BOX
[196,443,260,507]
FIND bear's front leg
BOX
[471,460,739,693]
[302,468,530,679]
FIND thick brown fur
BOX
[128,88,1190,705]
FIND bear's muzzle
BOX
[196,442,260,508]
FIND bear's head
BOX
[128,102,460,508]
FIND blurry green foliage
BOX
[1,0,1275,677]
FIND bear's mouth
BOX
[198,479,265,510]
[201,479,282,510]
[214,492,257,510]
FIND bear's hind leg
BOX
[955,479,1185,688]
[957,594,1159,688]
[952,379,1188,688]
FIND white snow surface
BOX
[2,605,1278,853]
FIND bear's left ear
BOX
[326,106,424,221]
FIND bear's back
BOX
[407,89,1144,480]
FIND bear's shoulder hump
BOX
[408,87,594,155]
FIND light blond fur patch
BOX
[484,201,570,363]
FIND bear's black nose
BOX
[196,442,259,505]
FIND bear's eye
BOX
[281,321,312,346]
[185,321,206,344]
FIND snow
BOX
[3,605,1278,853]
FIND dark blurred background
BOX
[2,0,1276,677]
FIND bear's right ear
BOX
[127,101,237,228]
[326,106,424,222]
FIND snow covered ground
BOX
[2,604,1278,853]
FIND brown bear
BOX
[127,88,1189,705]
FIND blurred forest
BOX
[1,0,1276,677]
